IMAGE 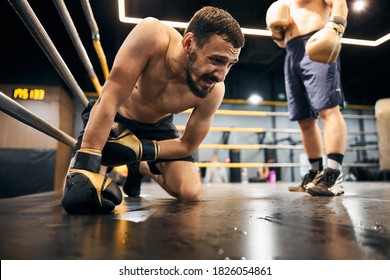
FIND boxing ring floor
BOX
[1,181,390,260]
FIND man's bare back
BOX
[116,19,204,123]
[83,17,240,155]
[105,18,234,125]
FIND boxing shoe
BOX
[122,162,143,198]
[306,168,344,196]
[288,169,321,192]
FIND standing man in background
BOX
[265,0,348,196]
[204,155,229,183]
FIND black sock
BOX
[308,157,323,171]
[327,153,344,170]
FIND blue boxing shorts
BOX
[284,31,345,121]
[75,101,195,175]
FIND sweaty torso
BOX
[115,23,205,124]
[283,0,331,41]
[118,63,201,124]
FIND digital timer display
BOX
[13,88,45,100]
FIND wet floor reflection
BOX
[0,182,389,259]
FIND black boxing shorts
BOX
[75,101,195,175]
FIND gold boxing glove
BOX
[306,16,347,64]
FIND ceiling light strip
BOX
[118,0,389,47]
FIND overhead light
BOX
[117,0,389,47]
[277,92,285,100]
[353,0,366,12]
[247,94,263,105]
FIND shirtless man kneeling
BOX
[61,6,245,214]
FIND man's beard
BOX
[185,51,214,99]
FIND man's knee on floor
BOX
[178,186,202,202]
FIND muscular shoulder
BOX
[123,17,179,55]
[129,17,169,47]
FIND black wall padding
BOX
[0,149,55,198]
[229,149,241,182]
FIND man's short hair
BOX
[185,6,245,49]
